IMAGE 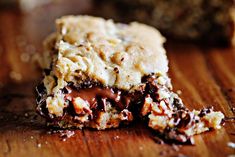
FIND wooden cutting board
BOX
[0,1,235,157]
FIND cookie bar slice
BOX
[36,16,224,142]
[36,15,168,129]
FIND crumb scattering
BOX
[113,135,120,140]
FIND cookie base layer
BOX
[36,74,224,143]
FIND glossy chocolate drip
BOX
[65,86,131,110]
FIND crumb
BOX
[60,130,75,139]
[20,52,30,62]
[113,135,120,140]
[30,136,34,139]
[45,130,75,141]
[9,71,22,81]
[228,142,235,149]
[37,143,42,148]
[139,146,143,150]
[24,113,29,118]
[176,90,182,95]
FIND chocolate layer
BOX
[36,79,140,127]
[37,74,224,144]
[65,86,131,111]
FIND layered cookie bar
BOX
[96,0,235,45]
[36,16,224,143]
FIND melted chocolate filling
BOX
[65,86,132,110]
[36,75,215,144]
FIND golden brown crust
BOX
[53,15,168,91]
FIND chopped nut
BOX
[72,97,91,115]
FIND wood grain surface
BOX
[0,1,235,157]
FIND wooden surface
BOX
[0,1,235,157]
